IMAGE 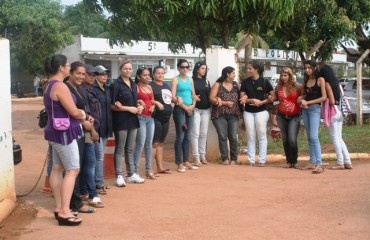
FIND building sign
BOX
[252,48,301,60]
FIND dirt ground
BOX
[1,98,370,240]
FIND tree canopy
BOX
[0,0,74,74]
[259,0,370,63]
[85,0,296,54]
[64,2,109,38]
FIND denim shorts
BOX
[50,139,80,170]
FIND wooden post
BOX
[356,49,370,126]
[306,40,324,60]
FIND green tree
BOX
[0,0,73,74]
[64,2,109,38]
[259,0,370,63]
[266,0,354,61]
[337,0,370,65]
[84,0,296,54]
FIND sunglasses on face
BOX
[179,66,189,69]
[98,72,108,76]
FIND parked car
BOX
[343,77,370,115]
[339,78,350,88]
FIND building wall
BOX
[0,39,16,222]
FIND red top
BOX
[277,86,301,115]
[137,85,153,117]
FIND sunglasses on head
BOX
[179,66,189,69]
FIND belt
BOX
[278,113,300,119]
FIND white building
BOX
[59,35,204,81]
[59,35,349,82]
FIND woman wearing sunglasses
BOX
[171,59,199,172]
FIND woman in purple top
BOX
[44,54,86,226]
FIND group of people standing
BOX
[43,54,352,226]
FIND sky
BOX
[60,0,82,6]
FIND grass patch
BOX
[238,123,370,155]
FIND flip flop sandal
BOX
[312,166,324,174]
[40,187,52,193]
[88,198,105,208]
[57,216,82,226]
[97,186,108,195]
[78,205,96,213]
[329,165,345,170]
[157,169,171,174]
[53,210,78,220]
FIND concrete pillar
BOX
[0,38,16,222]
[205,48,238,162]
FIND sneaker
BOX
[116,175,126,187]
[127,173,145,184]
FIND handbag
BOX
[339,85,352,124]
[38,108,48,128]
[52,97,70,131]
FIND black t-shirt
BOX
[193,77,211,109]
[240,77,273,113]
[110,77,139,131]
[149,81,173,122]
[65,81,86,110]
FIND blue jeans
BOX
[173,107,194,165]
[277,113,301,164]
[212,114,239,161]
[80,142,98,198]
[134,116,155,173]
[35,86,39,97]
[94,137,108,186]
[114,129,137,177]
[243,110,270,164]
[302,104,322,166]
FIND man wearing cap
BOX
[92,65,113,193]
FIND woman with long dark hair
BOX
[44,54,86,226]
[209,66,241,165]
[319,64,352,170]
[298,60,327,174]
[133,67,157,179]
[191,61,211,166]
[66,61,102,211]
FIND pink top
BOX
[321,99,336,127]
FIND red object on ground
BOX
[104,138,115,179]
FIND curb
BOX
[236,153,370,164]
